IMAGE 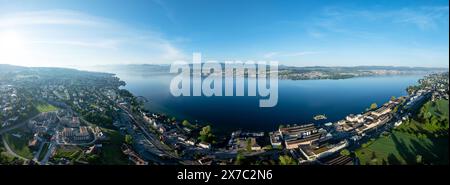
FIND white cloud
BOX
[263,52,279,58]
[0,10,107,27]
[307,30,325,38]
[319,6,449,31]
[0,9,188,67]
[30,39,121,50]
[151,0,177,24]
[263,51,319,59]
[282,51,320,57]
[392,6,449,30]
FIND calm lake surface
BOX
[118,73,423,134]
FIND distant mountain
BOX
[83,64,170,75]
[0,64,27,72]
[277,65,448,80]
[0,64,114,81]
[2,64,448,81]
[84,64,448,79]
[278,65,447,71]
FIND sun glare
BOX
[0,31,27,65]
[0,31,25,48]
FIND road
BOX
[32,141,45,161]
[0,113,41,135]
[117,104,182,163]
[0,113,42,164]
[39,142,56,165]
[2,137,29,162]
[0,112,59,165]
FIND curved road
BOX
[0,113,41,135]
[0,113,49,164]
[2,137,29,162]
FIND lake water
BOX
[118,73,422,134]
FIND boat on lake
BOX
[313,114,327,120]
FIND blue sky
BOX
[0,0,448,68]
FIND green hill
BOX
[356,100,449,165]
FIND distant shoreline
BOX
[117,73,424,134]
[81,64,447,81]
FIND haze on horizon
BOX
[0,0,449,69]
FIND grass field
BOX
[51,128,128,164]
[0,144,16,162]
[53,145,83,160]
[36,103,58,113]
[0,149,21,164]
[356,100,449,165]
[100,129,128,165]
[3,130,34,159]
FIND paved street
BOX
[118,104,182,164]
[2,137,29,162]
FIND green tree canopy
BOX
[246,138,252,152]
[370,103,378,110]
[340,149,350,156]
[235,153,246,165]
[182,120,190,126]
[279,155,297,165]
[198,125,215,143]
[125,134,133,145]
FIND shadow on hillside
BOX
[391,131,449,165]
[387,154,401,165]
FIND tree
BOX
[278,124,285,129]
[416,155,423,164]
[0,153,8,164]
[198,125,215,143]
[87,154,100,164]
[340,149,350,156]
[246,138,252,152]
[263,145,273,150]
[390,96,396,101]
[393,106,399,113]
[370,103,378,110]
[371,151,377,160]
[279,155,297,165]
[235,152,246,165]
[182,120,194,128]
[125,134,133,145]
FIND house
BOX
[280,124,326,149]
[186,138,196,146]
[284,134,322,149]
[250,138,262,151]
[177,135,187,142]
[71,117,80,127]
[198,156,214,165]
[269,132,282,147]
[61,126,91,141]
[357,114,392,135]
[298,140,348,161]
[86,144,102,154]
[28,137,41,150]
[371,106,391,117]
[346,114,364,123]
[198,142,211,149]
[157,125,167,134]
